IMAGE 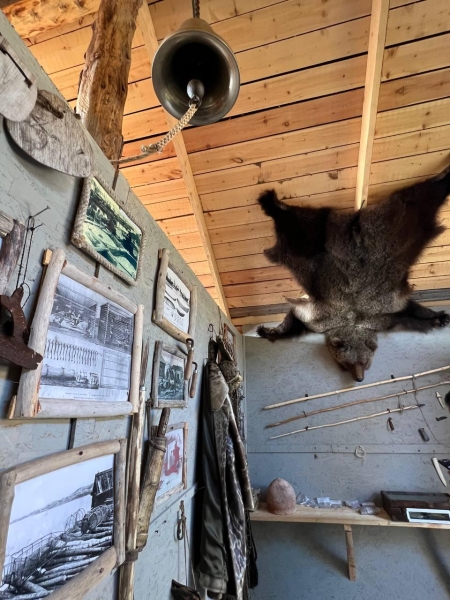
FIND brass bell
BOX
[152,18,240,126]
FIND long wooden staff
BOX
[263,365,450,410]
[266,381,450,429]
[270,404,423,440]
[136,407,170,550]
[118,340,149,600]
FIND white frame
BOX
[13,248,143,419]
[151,342,188,408]
[155,422,188,506]
[72,174,145,286]
[0,439,127,600]
[152,248,197,343]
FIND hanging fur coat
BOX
[198,340,254,600]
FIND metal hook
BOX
[177,500,186,540]
[30,206,50,219]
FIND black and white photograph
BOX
[72,176,143,285]
[151,342,188,408]
[163,266,191,334]
[0,455,114,599]
[39,273,134,403]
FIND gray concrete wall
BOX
[245,324,450,600]
[0,13,243,600]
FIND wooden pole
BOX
[77,0,143,160]
[354,0,390,210]
[266,382,450,429]
[270,404,423,440]
[263,365,450,411]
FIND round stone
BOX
[266,478,296,515]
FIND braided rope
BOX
[110,102,199,165]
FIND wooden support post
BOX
[344,524,357,581]
[77,0,143,160]
[354,0,390,211]
[136,3,230,317]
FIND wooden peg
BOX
[189,362,198,398]
[184,337,194,380]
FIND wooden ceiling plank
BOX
[156,214,199,237]
[136,2,229,315]
[354,0,390,211]
[196,121,450,198]
[410,275,450,291]
[225,279,300,298]
[382,32,450,82]
[121,157,182,187]
[214,0,372,54]
[227,290,304,309]
[182,68,450,155]
[386,0,450,47]
[170,231,204,251]
[178,246,209,264]
[202,148,449,218]
[133,178,188,203]
[145,198,193,222]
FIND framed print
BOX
[0,439,126,600]
[14,248,143,419]
[153,248,197,343]
[223,323,237,361]
[72,175,145,286]
[155,422,188,505]
[151,342,188,408]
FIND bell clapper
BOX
[187,79,205,107]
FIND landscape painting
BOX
[156,423,187,504]
[39,273,134,403]
[73,177,142,284]
[0,455,114,599]
[163,267,191,334]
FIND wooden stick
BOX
[354,0,390,210]
[129,304,144,412]
[136,408,170,550]
[266,382,450,428]
[270,404,423,440]
[0,470,16,575]
[114,438,127,567]
[263,365,450,410]
[118,339,148,600]
[344,525,357,581]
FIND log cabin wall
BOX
[0,12,244,600]
[5,0,450,325]
[245,328,450,599]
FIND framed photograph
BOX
[14,248,143,419]
[223,323,237,361]
[72,175,145,286]
[153,248,197,343]
[0,439,126,600]
[155,422,188,505]
[151,342,188,408]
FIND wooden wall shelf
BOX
[251,503,450,580]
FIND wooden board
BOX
[6,90,93,177]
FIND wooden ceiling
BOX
[4,0,450,325]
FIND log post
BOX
[77,0,143,160]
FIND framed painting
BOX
[151,342,188,408]
[153,248,197,343]
[0,439,126,600]
[13,248,143,419]
[72,175,145,286]
[155,422,188,505]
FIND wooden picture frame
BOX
[0,439,127,600]
[72,174,145,286]
[151,342,188,408]
[223,323,237,361]
[153,248,197,343]
[14,248,143,419]
[154,422,188,505]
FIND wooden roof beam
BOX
[136,3,230,316]
[354,0,390,210]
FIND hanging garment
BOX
[198,340,254,600]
